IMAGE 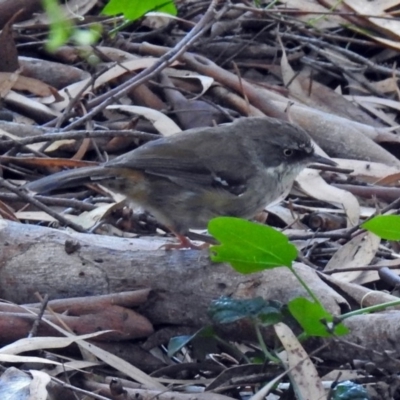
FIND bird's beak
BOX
[308,153,337,167]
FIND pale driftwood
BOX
[83,380,235,400]
[0,220,345,327]
[2,220,400,365]
[321,312,400,369]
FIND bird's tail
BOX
[25,166,105,194]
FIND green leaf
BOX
[102,0,177,21]
[288,297,349,337]
[42,0,100,51]
[208,296,283,326]
[42,0,72,51]
[362,215,400,240]
[208,217,297,274]
[167,327,215,357]
[72,27,101,46]
[47,22,72,52]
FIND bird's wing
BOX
[106,134,249,195]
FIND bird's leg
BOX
[161,232,209,250]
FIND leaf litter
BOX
[1,0,400,398]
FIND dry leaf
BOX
[296,169,360,227]
[324,231,381,283]
[107,105,182,136]
[275,323,326,400]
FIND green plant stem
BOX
[296,332,309,342]
[264,0,279,9]
[307,0,343,26]
[289,267,320,305]
[109,19,133,35]
[340,299,400,320]
[254,322,280,364]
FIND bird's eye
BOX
[283,148,294,157]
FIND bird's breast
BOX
[241,163,302,216]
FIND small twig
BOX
[307,43,385,98]
[301,57,343,80]
[0,192,98,211]
[0,130,160,152]
[53,63,118,129]
[217,22,273,68]
[0,178,86,232]
[51,376,112,400]
[287,230,351,241]
[281,32,400,78]
[291,196,400,244]
[297,253,319,269]
[311,247,393,259]
[61,0,224,130]
[151,78,233,120]
[28,293,49,338]
[323,263,400,275]
[230,3,400,20]
[2,134,49,158]
[331,335,400,369]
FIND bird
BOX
[26,117,336,249]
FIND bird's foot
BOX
[161,234,209,251]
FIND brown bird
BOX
[26,117,336,249]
